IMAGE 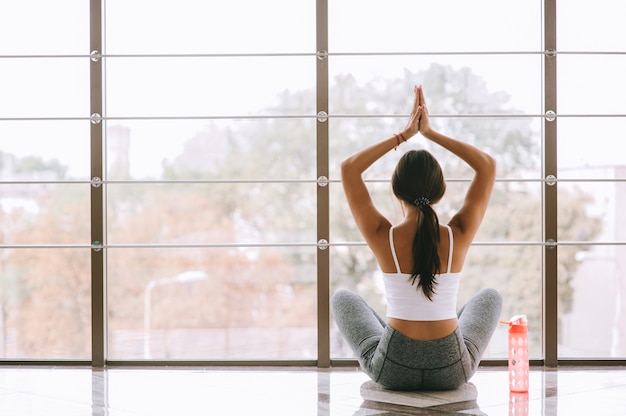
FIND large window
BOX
[556,0,626,359]
[0,0,624,364]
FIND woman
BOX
[332,85,502,391]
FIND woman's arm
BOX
[341,87,422,244]
[416,86,496,243]
[340,135,400,243]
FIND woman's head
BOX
[391,149,446,208]
[391,149,446,300]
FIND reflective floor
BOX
[1,365,626,415]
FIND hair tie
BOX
[414,196,430,207]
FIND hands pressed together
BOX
[401,85,433,140]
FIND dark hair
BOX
[391,150,446,300]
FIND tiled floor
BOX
[0,365,625,415]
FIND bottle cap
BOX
[500,315,528,333]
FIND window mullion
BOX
[543,0,558,367]
[90,0,106,367]
[316,0,330,368]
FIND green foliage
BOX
[16,155,68,179]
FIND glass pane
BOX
[105,57,315,117]
[558,182,622,244]
[0,58,88,118]
[0,248,91,359]
[0,184,90,245]
[330,244,542,360]
[0,0,88,54]
[105,0,315,54]
[558,56,626,114]
[0,121,90,180]
[558,0,626,51]
[105,119,316,180]
[558,118,626,175]
[107,247,317,360]
[329,56,542,116]
[330,0,541,52]
[463,245,543,360]
[107,183,316,245]
[560,245,626,358]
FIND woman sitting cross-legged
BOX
[332,85,502,391]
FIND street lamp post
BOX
[143,270,208,359]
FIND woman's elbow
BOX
[340,157,355,178]
[484,153,497,178]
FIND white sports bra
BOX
[382,224,461,321]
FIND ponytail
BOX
[408,205,441,300]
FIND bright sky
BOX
[0,0,625,177]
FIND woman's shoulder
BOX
[444,221,471,272]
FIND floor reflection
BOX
[0,366,624,415]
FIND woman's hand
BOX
[401,85,434,139]
[401,85,422,139]
[415,85,434,138]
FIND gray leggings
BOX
[331,288,502,391]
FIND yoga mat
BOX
[359,380,479,408]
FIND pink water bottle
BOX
[504,315,529,392]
